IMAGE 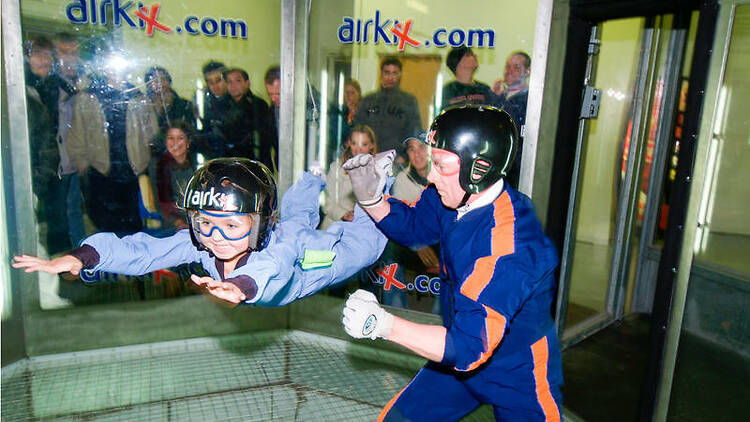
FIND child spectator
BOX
[156,120,197,231]
[321,124,378,229]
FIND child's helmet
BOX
[426,105,518,194]
[182,158,277,252]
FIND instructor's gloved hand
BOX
[342,289,394,340]
[342,150,396,208]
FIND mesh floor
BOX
[2,330,494,421]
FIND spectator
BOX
[354,56,422,166]
[441,47,493,110]
[340,79,362,146]
[375,133,440,309]
[66,47,158,236]
[53,32,88,247]
[264,65,281,137]
[156,120,197,230]
[321,124,378,229]
[493,51,531,188]
[145,66,198,157]
[24,36,72,255]
[198,60,231,159]
[392,135,440,280]
[492,50,530,127]
[221,68,277,170]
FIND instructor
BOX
[342,105,563,421]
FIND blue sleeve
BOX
[82,230,202,276]
[376,186,443,248]
[236,232,299,306]
[297,204,387,299]
[280,172,325,229]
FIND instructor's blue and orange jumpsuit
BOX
[376,183,563,421]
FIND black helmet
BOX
[182,158,277,252]
[426,105,517,194]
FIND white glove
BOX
[342,289,394,340]
[342,150,396,208]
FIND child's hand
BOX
[12,254,83,275]
[191,274,246,306]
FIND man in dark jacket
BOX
[24,36,73,255]
[198,60,231,159]
[354,56,422,165]
[221,68,277,171]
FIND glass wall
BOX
[305,0,540,314]
[17,0,280,309]
[669,5,750,421]
[10,0,545,318]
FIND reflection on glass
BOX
[20,1,281,309]
[564,18,644,328]
[307,0,539,314]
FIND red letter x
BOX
[134,3,172,36]
[153,269,177,285]
[377,263,405,291]
[390,20,420,51]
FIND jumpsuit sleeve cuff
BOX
[374,199,400,230]
[69,244,100,269]
[440,331,457,366]
[225,275,258,301]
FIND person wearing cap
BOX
[13,158,389,307]
[341,105,562,421]
[440,47,494,111]
[369,131,436,309]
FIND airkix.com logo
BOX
[65,1,248,39]
[337,10,494,51]
[186,187,239,211]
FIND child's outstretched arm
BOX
[14,230,205,280]
[12,254,83,275]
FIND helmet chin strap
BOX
[458,191,472,208]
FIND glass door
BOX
[555,14,693,346]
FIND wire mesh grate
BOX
[1,330,430,421]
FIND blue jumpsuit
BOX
[376,184,563,421]
[79,173,388,306]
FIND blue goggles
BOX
[192,210,252,241]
